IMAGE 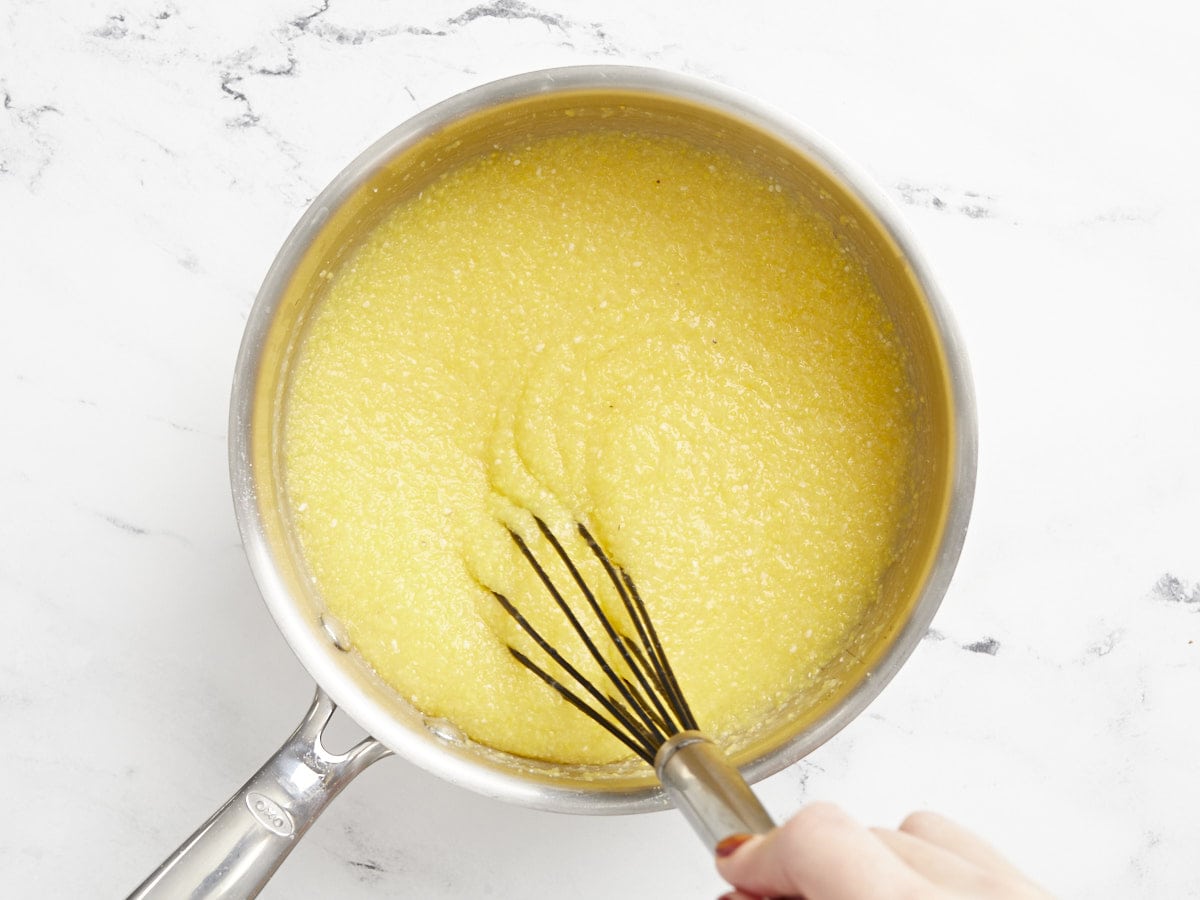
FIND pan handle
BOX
[128,687,391,899]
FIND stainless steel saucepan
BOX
[130,65,977,898]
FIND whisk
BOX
[489,514,775,849]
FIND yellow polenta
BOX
[283,129,917,765]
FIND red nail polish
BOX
[715,833,753,858]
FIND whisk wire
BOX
[506,647,657,763]
[489,587,660,762]
[505,527,671,748]
[578,524,699,732]
[531,517,685,737]
[493,514,700,764]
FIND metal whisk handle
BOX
[655,731,775,849]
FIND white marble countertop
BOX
[3,1,1198,897]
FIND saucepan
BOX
[130,65,977,898]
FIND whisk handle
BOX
[655,731,775,849]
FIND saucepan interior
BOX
[229,66,975,814]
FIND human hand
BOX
[714,802,1052,899]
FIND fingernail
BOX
[715,833,753,858]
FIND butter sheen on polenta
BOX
[283,129,917,765]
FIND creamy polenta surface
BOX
[283,129,917,765]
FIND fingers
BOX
[898,811,1033,884]
[872,826,998,893]
[716,805,1050,900]
[715,801,922,900]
